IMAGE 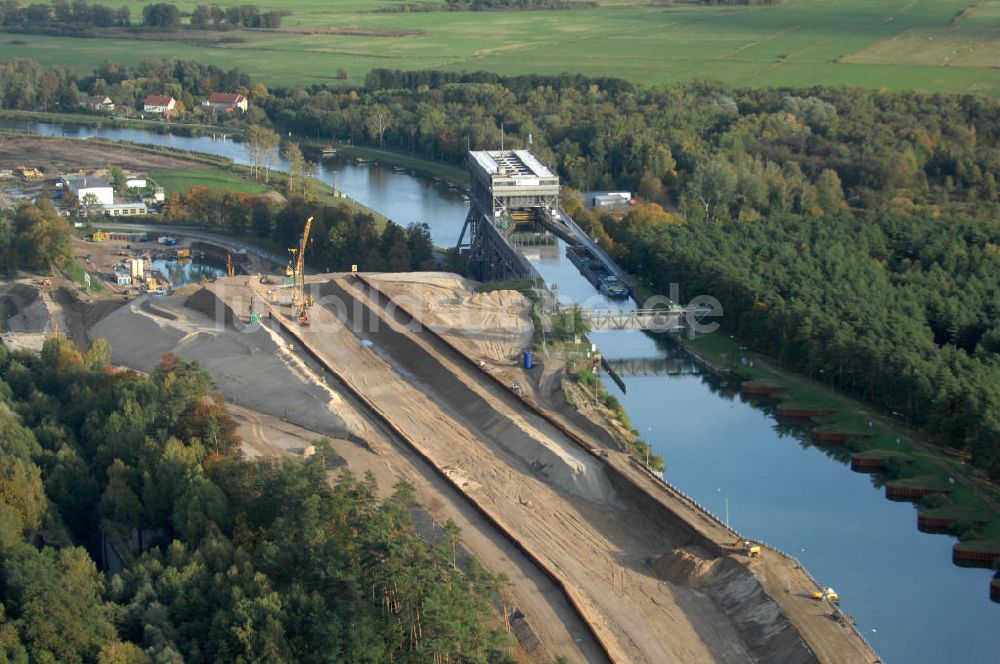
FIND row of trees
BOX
[0,338,515,661]
[190,3,286,29]
[444,0,596,10]
[0,1,283,32]
[0,0,130,29]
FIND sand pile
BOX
[651,548,817,663]
[322,277,614,504]
[185,287,237,327]
[653,546,724,587]
[91,288,355,438]
[364,273,533,363]
[1,284,48,332]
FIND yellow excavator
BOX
[812,587,840,603]
[291,216,313,326]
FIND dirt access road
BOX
[251,273,875,663]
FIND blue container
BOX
[523,351,533,370]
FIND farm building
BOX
[62,175,114,206]
[201,92,248,114]
[143,95,177,117]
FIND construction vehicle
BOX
[175,248,190,259]
[742,541,761,558]
[812,587,840,603]
[291,216,313,326]
[17,165,43,180]
[248,297,261,325]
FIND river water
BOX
[12,121,997,663]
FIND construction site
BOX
[0,134,888,660]
[0,200,875,662]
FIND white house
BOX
[143,95,177,117]
[62,175,114,206]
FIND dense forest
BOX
[0,337,514,662]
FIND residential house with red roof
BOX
[143,95,177,117]
[201,92,248,114]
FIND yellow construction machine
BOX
[812,587,840,603]
[742,541,761,558]
[291,216,313,326]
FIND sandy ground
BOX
[346,273,879,664]
[0,135,201,175]
[364,272,533,365]
[88,280,600,663]
[78,272,878,664]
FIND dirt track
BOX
[0,135,201,174]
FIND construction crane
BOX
[291,216,313,326]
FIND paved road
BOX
[97,222,289,268]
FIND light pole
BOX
[717,487,730,530]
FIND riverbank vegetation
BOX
[571,368,663,472]
[161,188,435,273]
[0,337,515,662]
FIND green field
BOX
[0,0,998,95]
[150,167,268,195]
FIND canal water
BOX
[11,120,997,663]
[151,257,226,286]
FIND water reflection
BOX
[151,258,225,286]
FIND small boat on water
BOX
[599,276,629,299]
[355,157,371,165]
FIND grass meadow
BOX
[150,167,269,195]
[0,0,996,94]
